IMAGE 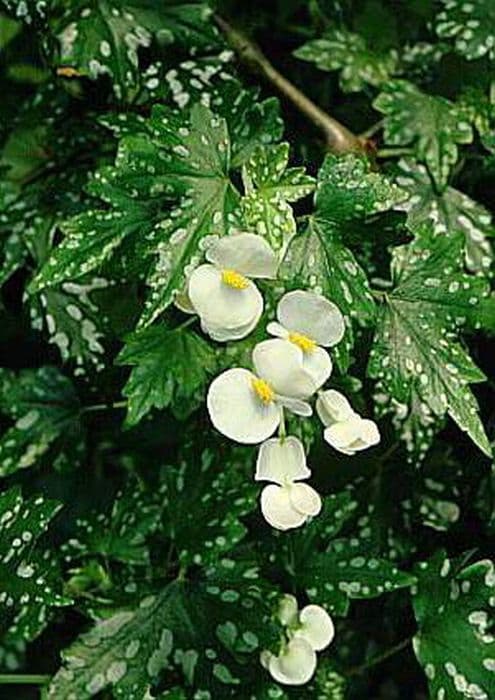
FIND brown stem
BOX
[215,14,365,154]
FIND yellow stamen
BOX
[57,66,81,78]
[251,377,275,404]
[288,332,317,353]
[221,269,249,290]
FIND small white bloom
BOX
[207,339,315,444]
[265,638,317,686]
[267,290,344,389]
[261,596,335,685]
[317,389,380,455]
[256,437,321,530]
[188,232,278,341]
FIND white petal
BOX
[206,232,278,279]
[323,415,380,454]
[255,436,310,485]
[260,484,308,530]
[278,594,299,627]
[288,483,322,517]
[207,368,280,444]
[277,396,313,417]
[316,389,355,426]
[268,638,317,686]
[188,264,263,330]
[302,347,332,391]
[295,605,335,651]
[252,339,316,399]
[277,290,345,346]
[201,310,261,342]
[266,321,289,339]
[260,650,273,670]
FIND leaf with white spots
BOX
[395,160,494,275]
[374,80,473,190]
[0,366,82,477]
[368,224,492,459]
[435,0,495,61]
[31,103,240,328]
[63,481,161,567]
[50,1,219,101]
[49,561,280,699]
[161,446,257,568]
[294,28,398,93]
[239,143,315,252]
[117,323,216,427]
[413,551,495,700]
[0,486,70,639]
[282,153,404,370]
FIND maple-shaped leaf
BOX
[458,86,495,140]
[368,224,491,459]
[374,80,473,190]
[239,143,315,253]
[395,159,494,275]
[0,366,82,477]
[436,0,495,61]
[50,0,219,100]
[62,481,160,567]
[48,559,280,699]
[294,28,398,93]
[31,102,241,327]
[282,153,404,370]
[160,445,257,568]
[117,323,216,427]
[413,551,495,700]
[0,486,70,641]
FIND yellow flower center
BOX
[251,377,275,404]
[221,269,249,289]
[288,332,316,353]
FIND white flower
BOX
[316,389,380,455]
[255,437,321,530]
[207,339,316,444]
[267,290,345,389]
[261,595,335,686]
[188,232,278,341]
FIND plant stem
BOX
[346,636,412,677]
[0,674,51,685]
[376,147,414,159]
[215,14,365,154]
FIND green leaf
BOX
[0,366,82,477]
[294,28,398,93]
[368,224,491,459]
[0,486,69,633]
[282,154,403,370]
[239,143,315,252]
[117,323,216,427]
[413,551,495,699]
[63,481,160,566]
[49,561,279,699]
[374,80,473,190]
[160,446,256,568]
[436,0,495,61]
[31,103,240,328]
[51,1,219,100]
[396,159,494,275]
[0,12,20,49]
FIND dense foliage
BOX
[0,1,494,698]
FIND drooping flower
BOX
[267,290,345,389]
[207,339,316,444]
[187,232,278,341]
[261,594,335,686]
[255,436,321,530]
[316,389,380,455]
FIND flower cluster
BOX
[260,594,335,685]
[182,231,380,532]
